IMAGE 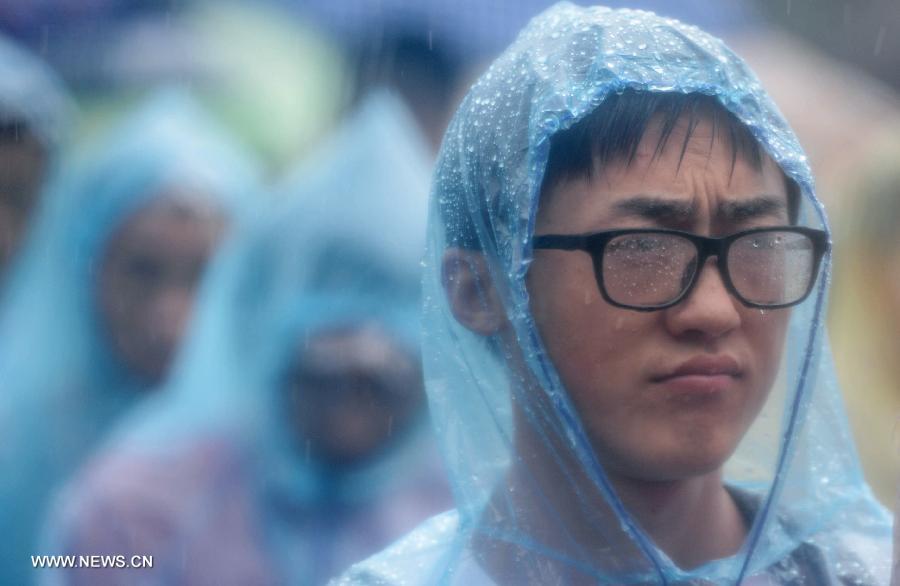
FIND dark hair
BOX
[443,90,800,250]
[0,119,34,144]
[542,90,799,223]
[350,29,462,132]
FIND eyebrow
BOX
[610,195,787,224]
[717,195,787,222]
[610,197,694,222]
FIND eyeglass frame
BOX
[531,226,829,312]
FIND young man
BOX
[338,4,892,585]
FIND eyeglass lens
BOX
[599,230,816,308]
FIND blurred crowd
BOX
[0,1,897,584]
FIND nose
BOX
[663,257,741,340]
[149,286,194,350]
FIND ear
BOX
[441,248,507,335]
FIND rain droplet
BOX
[874,25,887,57]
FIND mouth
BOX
[651,355,742,396]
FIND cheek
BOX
[745,309,791,387]
[528,253,602,331]
[97,267,126,326]
[100,273,137,317]
[528,254,655,393]
[97,264,154,349]
[530,258,599,370]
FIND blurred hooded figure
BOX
[335,3,892,585]
[826,135,900,505]
[39,89,451,586]
[0,89,257,586]
[0,33,73,285]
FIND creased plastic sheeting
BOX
[0,32,73,154]
[336,3,892,585]
[40,90,450,585]
[0,88,258,586]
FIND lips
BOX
[651,355,742,395]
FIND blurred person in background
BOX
[828,134,900,505]
[824,135,900,585]
[0,32,73,287]
[293,0,561,154]
[2,1,348,177]
[40,88,451,586]
[0,88,258,586]
[344,26,464,153]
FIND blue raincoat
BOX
[337,4,892,585]
[39,90,451,586]
[0,32,74,284]
[0,89,258,586]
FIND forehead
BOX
[106,191,226,258]
[139,187,225,220]
[122,189,224,231]
[535,114,789,235]
[296,323,416,375]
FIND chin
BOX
[659,456,729,481]
[601,433,738,483]
[657,440,739,481]
[131,360,168,386]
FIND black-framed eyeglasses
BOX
[532,226,829,311]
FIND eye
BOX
[124,256,163,283]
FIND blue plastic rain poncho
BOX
[39,90,452,586]
[336,4,893,585]
[0,89,258,586]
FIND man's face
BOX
[98,192,226,384]
[527,114,792,482]
[0,131,46,277]
[286,324,425,469]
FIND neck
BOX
[483,425,747,575]
[604,469,747,568]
